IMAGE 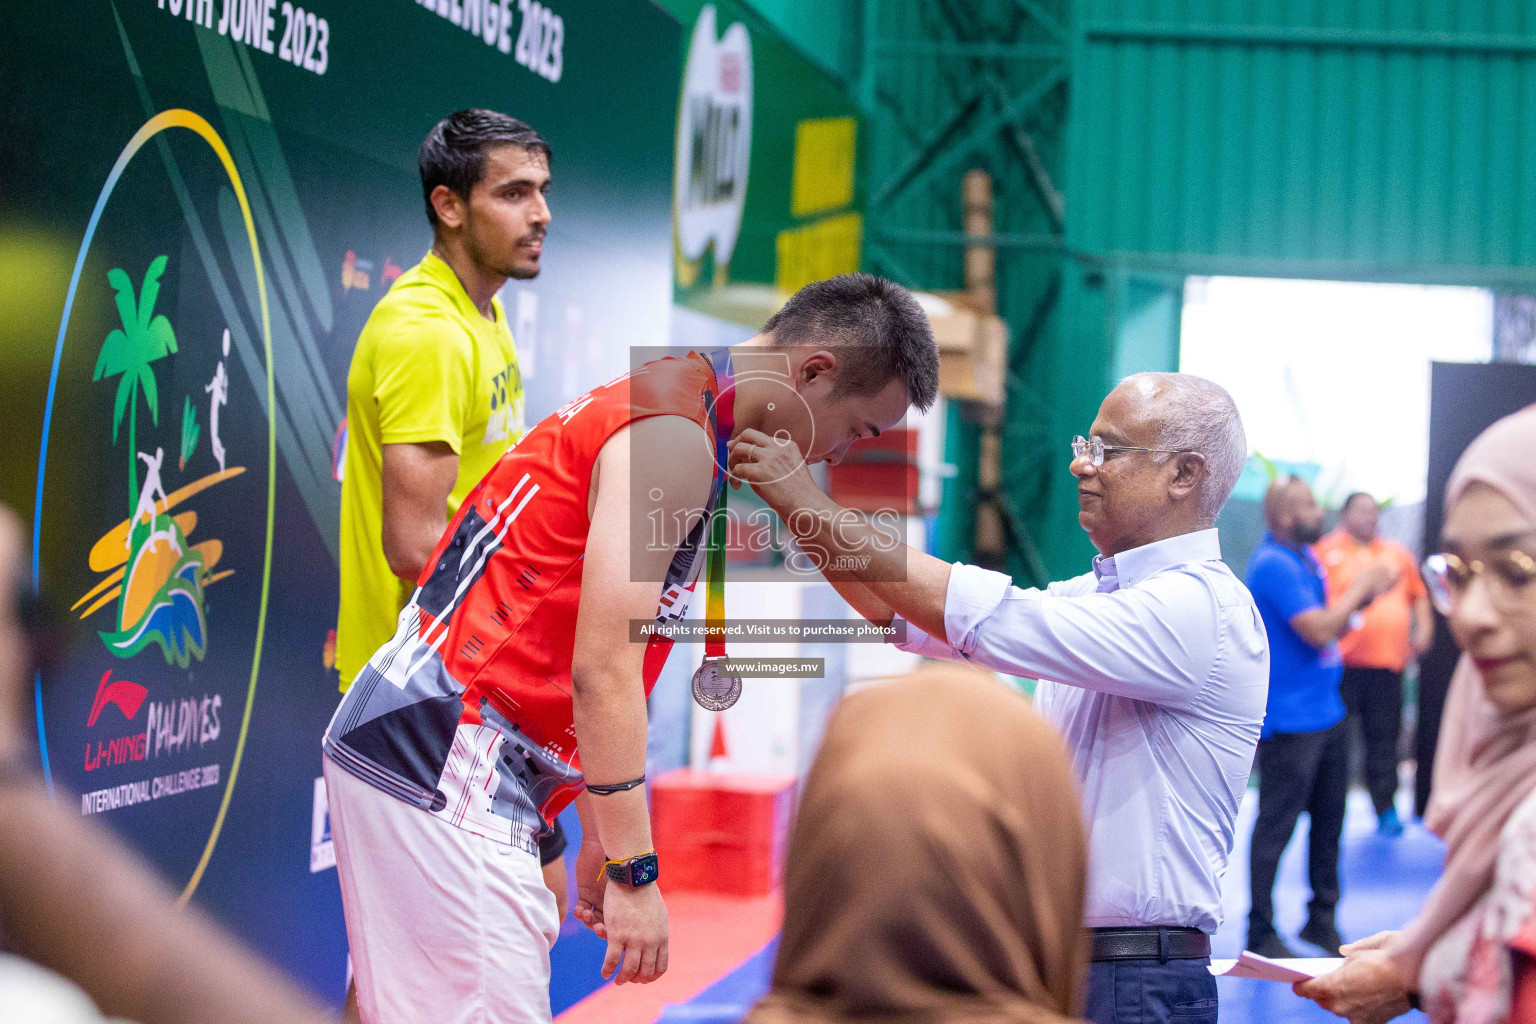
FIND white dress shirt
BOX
[895,529,1269,933]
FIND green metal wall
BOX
[1042,0,1536,578]
[661,2,1536,583]
[739,0,859,83]
[1069,0,1536,285]
[859,0,1072,582]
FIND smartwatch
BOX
[601,851,660,887]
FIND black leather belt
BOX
[1090,927,1210,963]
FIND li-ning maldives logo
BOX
[68,256,245,668]
[86,669,149,728]
[84,669,149,772]
[82,668,225,772]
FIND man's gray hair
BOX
[1120,372,1247,524]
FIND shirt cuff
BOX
[944,563,1013,657]
[889,617,959,659]
[379,427,464,455]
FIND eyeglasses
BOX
[1071,434,1194,468]
[1421,550,1536,616]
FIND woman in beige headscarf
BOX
[1297,404,1536,1024]
[743,666,1090,1024]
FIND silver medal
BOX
[691,658,742,711]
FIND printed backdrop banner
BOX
[668,0,864,323]
[3,0,679,1004]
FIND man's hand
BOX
[572,838,607,939]
[1293,949,1411,1024]
[728,426,952,638]
[1355,561,1398,604]
[1296,559,1401,648]
[728,428,821,515]
[598,881,668,985]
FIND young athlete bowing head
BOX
[321,273,938,1024]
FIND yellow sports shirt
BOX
[336,251,524,689]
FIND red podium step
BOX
[651,769,796,897]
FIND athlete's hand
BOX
[573,839,608,939]
[600,881,668,985]
[728,428,818,515]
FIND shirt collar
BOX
[1092,528,1222,589]
[1262,530,1320,567]
[1327,528,1378,552]
[423,250,499,325]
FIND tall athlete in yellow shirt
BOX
[334,113,562,1009]
[339,109,547,689]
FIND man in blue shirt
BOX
[1245,476,1394,958]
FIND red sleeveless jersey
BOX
[324,352,722,850]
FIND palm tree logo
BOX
[91,256,208,668]
[95,254,178,519]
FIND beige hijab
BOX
[743,666,1090,1024]
[1389,404,1536,987]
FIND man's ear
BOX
[797,350,837,388]
[430,184,467,230]
[1168,452,1207,502]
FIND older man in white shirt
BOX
[729,372,1267,1024]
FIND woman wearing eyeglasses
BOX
[1295,404,1536,1024]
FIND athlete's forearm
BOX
[381,441,458,583]
[569,667,653,860]
[573,790,599,843]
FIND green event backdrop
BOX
[2,0,679,1007]
[665,0,864,319]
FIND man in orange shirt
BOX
[1314,492,1434,837]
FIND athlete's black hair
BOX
[763,274,940,412]
[419,109,551,226]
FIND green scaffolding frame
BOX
[856,0,1071,585]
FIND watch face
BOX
[606,853,660,886]
[632,854,660,885]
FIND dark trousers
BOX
[1085,958,1218,1024]
[1248,721,1348,941]
[1340,666,1404,815]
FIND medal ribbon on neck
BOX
[705,350,734,661]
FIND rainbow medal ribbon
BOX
[692,350,743,712]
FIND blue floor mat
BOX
[1215,788,1442,1022]
[654,940,779,1024]
[657,788,1444,1023]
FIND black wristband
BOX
[586,776,645,795]
[537,818,567,865]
